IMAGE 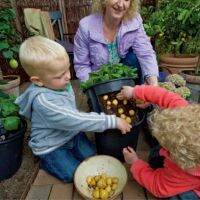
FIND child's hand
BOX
[136,101,151,109]
[123,146,139,164]
[116,117,132,134]
[116,86,134,100]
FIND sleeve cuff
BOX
[105,115,117,129]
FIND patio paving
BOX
[20,80,155,200]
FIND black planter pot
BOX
[85,78,145,161]
[0,120,27,181]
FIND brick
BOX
[26,185,52,200]
[123,180,145,200]
[33,170,63,186]
[49,183,73,200]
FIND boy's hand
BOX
[116,86,134,100]
[123,146,139,164]
[116,117,132,134]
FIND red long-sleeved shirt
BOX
[130,85,200,198]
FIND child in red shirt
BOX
[117,85,200,199]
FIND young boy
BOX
[117,85,200,199]
[15,36,131,182]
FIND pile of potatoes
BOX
[86,173,119,199]
[100,93,136,124]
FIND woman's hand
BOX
[145,75,158,86]
[116,86,134,100]
[123,146,139,165]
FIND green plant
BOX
[143,0,200,55]
[141,5,162,37]
[159,74,191,99]
[0,91,20,132]
[80,63,138,90]
[0,7,21,65]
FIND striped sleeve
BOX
[35,93,117,132]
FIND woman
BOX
[74,0,159,85]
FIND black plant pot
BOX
[0,119,27,181]
[85,78,145,161]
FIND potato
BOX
[103,95,109,101]
[90,178,96,187]
[97,179,106,189]
[129,110,135,116]
[86,174,119,199]
[120,114,126,119]
[112,99,118,106]
[118,108,124,114]
[123,99,128,105]
[106,177,112,185]
[92,189,100,199]
[125,117,132,124]
[112,177,119,184]
[100,189,109,199]
[106,105,111,110]
[86,176,92,185]
[135,99,145,104]
[94,175,101,182]
[111,183,118,191]
[105,185,112,193]
[107,101,111,105]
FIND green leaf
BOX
[0,41,9,51]
[1,102,19,117]
[80,63,138,89]
[11,45,19,53]
[2,50,13,59]
[2,116,20,131]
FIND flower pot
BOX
[0,120,27,181]
[85,78,145,161]
[159,54,199,74]
[0,75,20,96]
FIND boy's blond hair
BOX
[19,36,69,77]
[92,0,140,21]
[152,104,200,170]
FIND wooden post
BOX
[10,0,23,35]
[58,0,68,34]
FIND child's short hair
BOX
[19,36,69,77]
[152,104,200,169]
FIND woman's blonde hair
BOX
[92,0,140,21]
[19,36,68,77]
[152,104,200,170]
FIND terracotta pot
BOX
[0,75,20,96]
[180,70,200,84]
[159,54,199,74]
